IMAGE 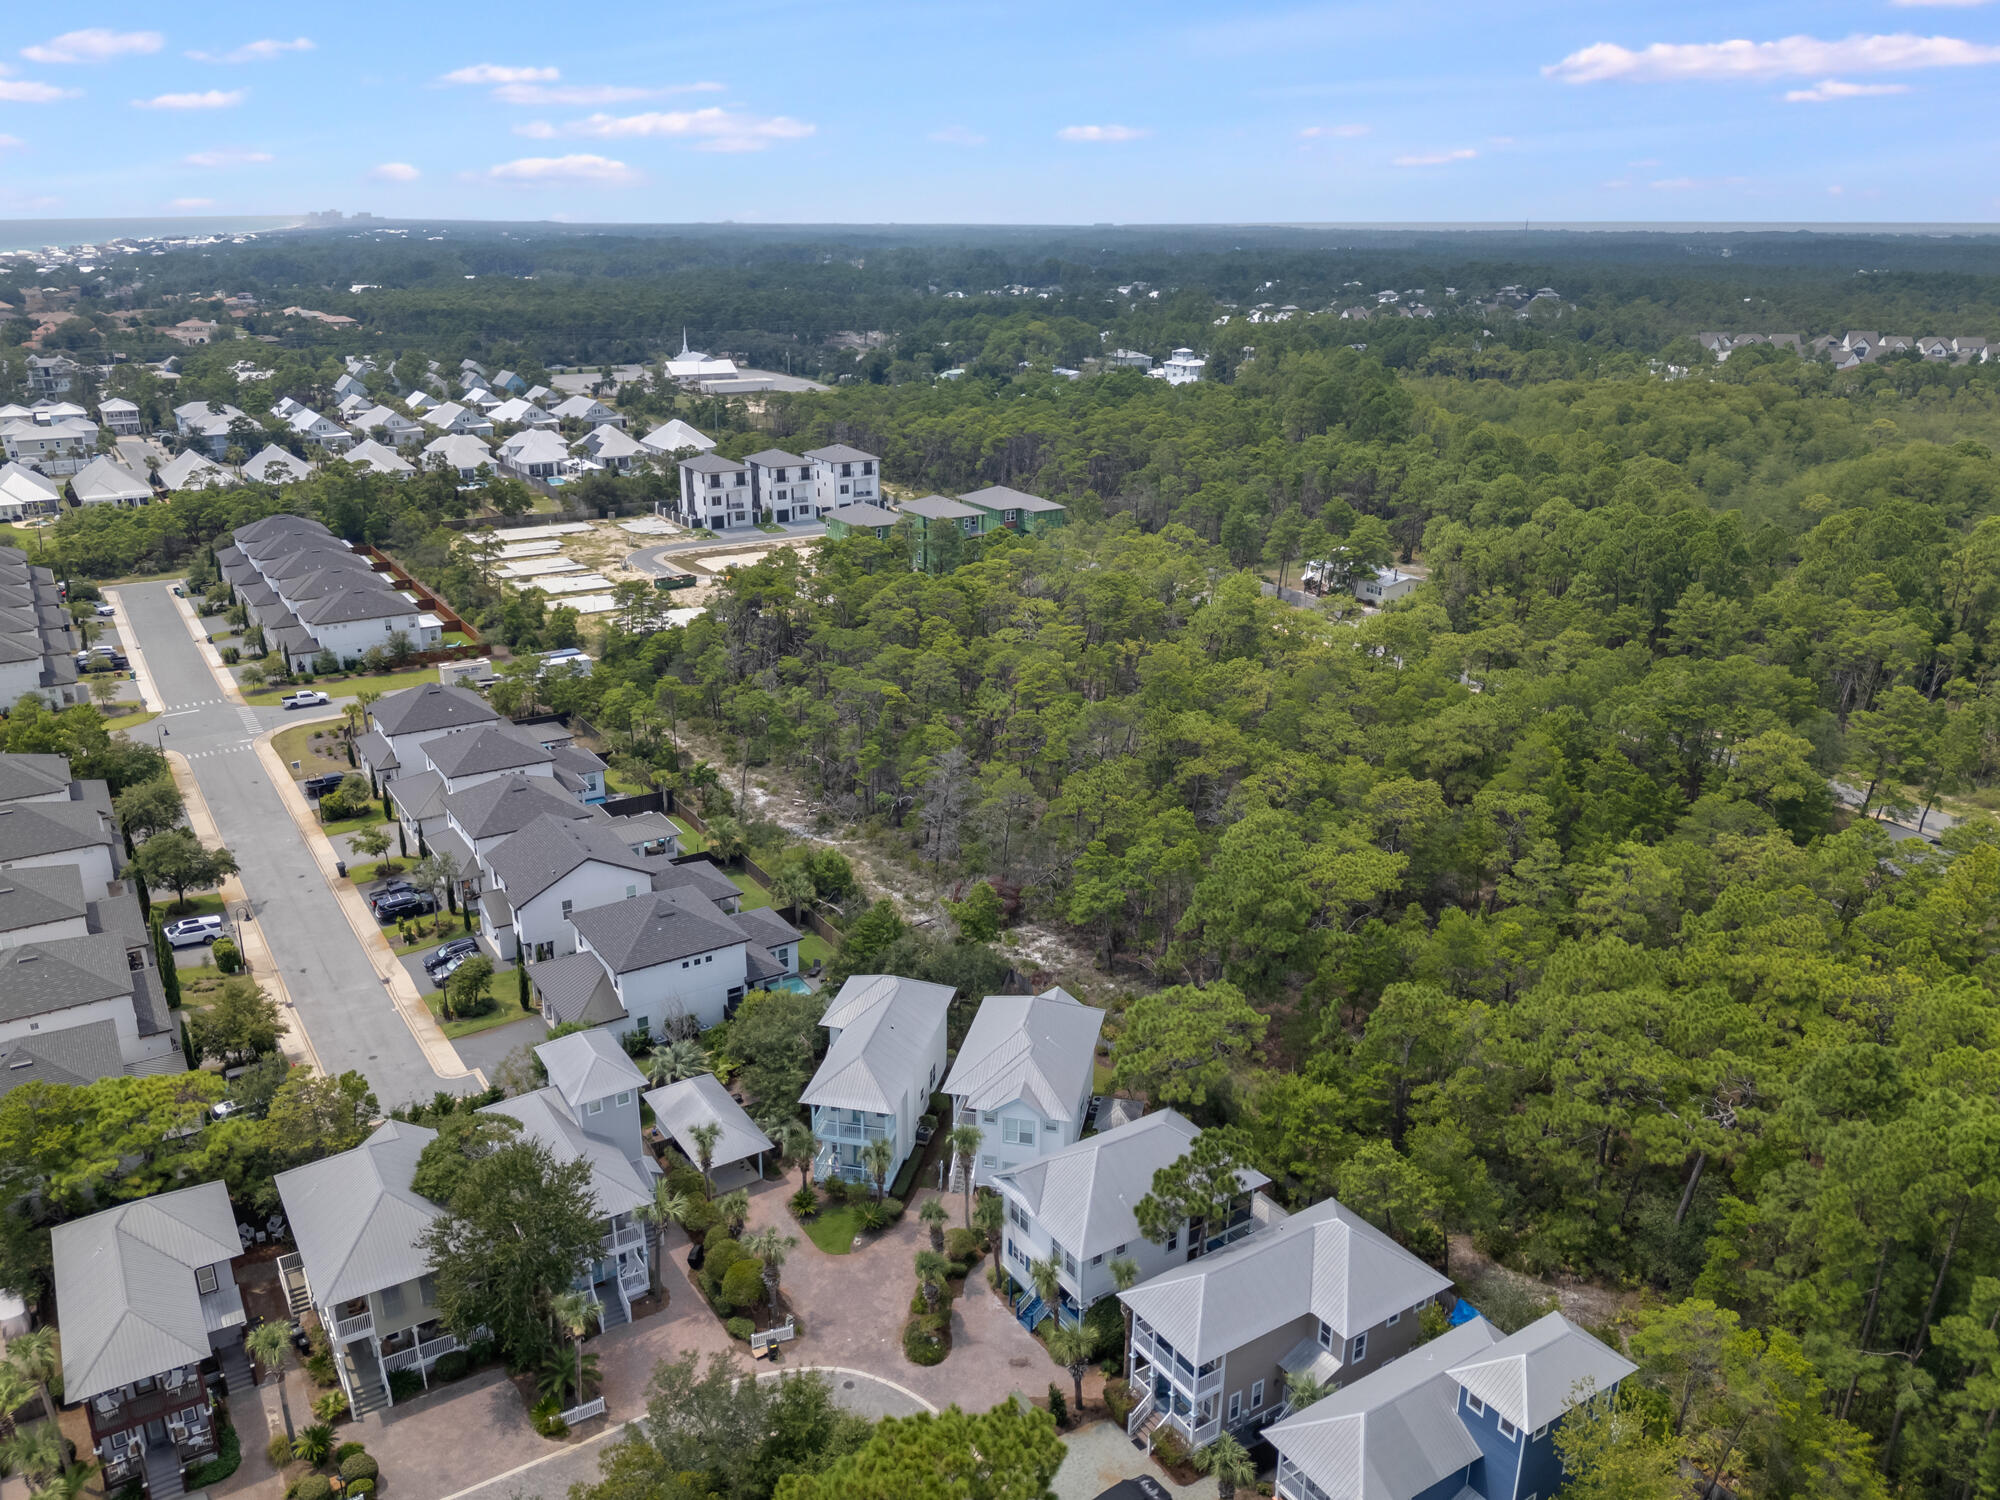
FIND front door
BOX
[144,1417,168,1446]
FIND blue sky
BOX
[2,1,1999,223]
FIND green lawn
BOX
[802,1201,866,1255]
[272,721,359,780]
[606,766,650,797]
[670,815,705,853]
[798,934,834,970]
[320,812,392,841]
[240,665,439,706]
[424,967,533,1039]
[729,872,773,911]
[154,891,227,920]
[391,917,475,957]
[104,708,159,732]
[175,962,226,1010]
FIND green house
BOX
[897,495,990,569]
[960,484,1068,535]
[823,501,902,541]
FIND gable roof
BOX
[485,814,655,906]
[645,1073,773,1170]
[960,484,1067,513]
[537,1028,646,1110]
[0,799,114,864]
[69,456,152,504]
[578,425,643,458]
[445,773,592,840]
[802,443,875,463]
[1119,1197,1451,1366]
[1264,1318,1502,1500]
[422,724,554,780]
[827,502,901,529]
[993,1109,1212,1261]
[0,861,90,933]
[641,419,714,454]
[0,1016,124,1097]
[242,445,313,484]
[344,439,415,477]
[0,462,62,508]
[802,974,955,1116]
[1446,1311,1637,1431]
[944,988,1102,1121]
[900,494,984,522]
[369,681,498,737]
[528,951,625,1028]
[0,752,73,803]
[274,1120,442,1306]
[155,449,234,492]
[480,1087,651,1215]
[53,1181,243,1402]
[569,887,751,974]
[498,429,569,466]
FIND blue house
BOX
[1266,1312,1635,1500]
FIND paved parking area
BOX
[1051,1423,1219,1500]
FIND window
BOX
[1532,1423,1549,1441]
[1249,1380,1264,1410]
[379,1283,404,1318]
[1165,1229,1178,1252]
[586,1099,603,1115]
[1228,1391,1241,1423]
[1387,1310,1401,1326]
[1091,1253,1103,1266]
[615,1091,631,1106]
[1114,1243,1127,1256]
[1465,1394,1485,1417]
[1002,1117,1035,1146]
[560,899,573,919]
[1008,1202,1028,1230]
[1317,1320,1334,1352]
[1350,1332,1367,1363]
[982,1111,998,1124]
[194,1264,218,1295]
[418,1274,438,1306]
[1498,1417,1518,1440]
[981,1154,997,1168]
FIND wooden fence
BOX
[362,546,482,643]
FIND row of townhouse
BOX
[1696,330,1993,367]
[0,547,85,705]
[0,397,142,483]
[0,752,184,1086]
[215,515,445,671]
[821,484,1070,563]
[670,443,883,529]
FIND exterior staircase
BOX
[217,1339,255,1398]
[342,1351,389,1417]
[596,1288,630,1331]
[143,1442,186,1500]
[278,1253,312,1317]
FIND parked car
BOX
[281,690,330,710]
[424,936,480,975]
[302,772,347,799]
[93,603,114,618]
[171,585,186,598]
[373,891,437,921]
[164,914,224,947]
[367,880,415,913]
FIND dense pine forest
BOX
[10,226,2000,1496]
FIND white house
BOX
[803,444,880,516]
[1354,567,1421,606]
[1151,348,1204,385]
[154,450,235,494]
[348,405,424,447]
[488,397,557,430]
[639,419,714,457]
[171,401,250,458]
[478,814,666,963]
[498,429,570,480]
[276,405,354,452]
[68,456,152,507]
[551,395,622,429]
[0,462,62,519]
[673,454,752,529]
[421,433,494,482]
[356,680,500,789]
[575,424,644,473]
[802,974,953,1186]
[944,987,1103,1189]
[343,439,415,478]
[97,398,143,437]
[240,445,314,485]
[744,449,814,522]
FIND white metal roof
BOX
[274,1120,442,1307]
[537,1028,646,1111]
[645,1072,774,1170]
[944,988,1103,1122]
[992,1108,1203,1261]
[801,974,953,1116]
[1446,1311,1637,1431]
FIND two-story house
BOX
[53,1181,248,1497]
[804,443,880,516]
[898,494,988,568]
[1266,1312,1637,1500]
[529,871,798,1040]
[171,401,250,458]
[421,433,495,481]
[349,405,425,448]
[498,429,571,480]
[990,1109,1271,1330]
[801,974,953,1186]
[575,425,644,473]
[551,395,622,430]
[477,814,665,962]
[355,679,501,789]
[960,485,1069,536]
[98,399,143,437]
[674,453,752,530]
[640,419,715,457]
[943,986,1102,1190]
[1119,1197,1453,1453]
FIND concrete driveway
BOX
[111,581,479,1107]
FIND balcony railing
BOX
[603,1221,645,1252]
[1130,1325,1222,1398]
[381,1333,460,1375]
[812,1109,891,1143]
[330,1310,375,1343]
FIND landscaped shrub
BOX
[184,1421,241,1489]
[710,1298,735,1318]
[530,1395,568,1438]
[465,1338,498,1368]
[821,1176,850,1204]
[1047,1383,1069,1429]
[1152,1428,1190,1471]
[267,1434,294,1467]
[432,1351,468,1382]
[945,1228,983,1263]
[293,1423,334,1465]
[211,938,242,973]
[789,1184,819,1219]
[665,1166,707,1200]
[858,1201,888,1232]
[721,1257,765,1308]
[303,1352,336,1387]
[704,1235,745,1287]
[387,1368,422,1401]
[333,1442,367,1465]
[313,1389,349,1422]
[1084,1297,1126,1359]
[1103,1378,1135,1428]
[340,1452,380,1483]
[291,1475,332,1500]
[346,1481,375,1497]
[882,1197,905,1220]
[704,1223,739,1253]
[725,1317,754,1342]
[902,1314,948,1366]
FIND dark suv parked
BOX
[424,937,480,975]
[373,891,436,921]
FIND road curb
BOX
[100,586,164,712]
[169,589,249,706]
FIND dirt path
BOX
[1448,1235,1640,1333]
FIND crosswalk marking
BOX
[186,744,256,759]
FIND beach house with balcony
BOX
[1266,1312,1636,1500]
[1118,1197,1453,1453]
[805,443,880,515]
[991,1109,1271,1331]
[800,974,953,1186]
[943,986,1102,1191]
[53,1181,249,1497]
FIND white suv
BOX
[164,914,224,947]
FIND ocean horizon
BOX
[0,215,306,256]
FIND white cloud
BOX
[481,153,639,185]
[1057,123,1148,142]
[492,81,721,105]
[1394,147,1478,165]
[1650,177,1701,190]
[0,73,73,103]
[1547,32,2000,83]
[186,37,314,64]
[929,125,986,146]
[133,89,244,110]
[1784,78,1910,101]
[370,161,421,181]
[22,29,163,64]
[184,148,273,167]
[440,63,559,85]
[1300,123,1370,138]
[532,107,815,152]
[168,197,216,209]
[0,135,22,150]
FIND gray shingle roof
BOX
[53,1181,243,1402]
[1119,1197,1451,1366]
[485,815,655,906]
[802,444,875,463]
[732,904,801,952]
[354,729,398,773]
[802,974,954,1116]
[743,449,807,467]
[0,862,90,932]
[274,1120,442,1307]
[0,752,73,802]
[369,682,498,738]
[1446,1312,1637,1430]
[444,774,592,841]
[645,1073,772,1170]
[944,988,1102,1122]
[652,858,741,906]
[1265,1318,1502,1500]
[960,484,1067,513]
[528,952,623,1027]
[0,1017,123,1097]
[538,1029,646,1110]
[387,770,447,824]
[569,888,749,975]
[0,933,136,1021]
[0,799,113,862]
[679,452,746,474]
[827,502,901,529]
[900,494,984,522]
[296,584,415,626]
[423,726,554,780]
[994,1110,1204,1261]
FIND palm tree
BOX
[972,1191,1004,1250]
[913,1250,950,1313]
[244,1320,297,1440]
[7,1328,60,1444]
[1191,1433,1257,1500]
[712,1188,750,1235]
[946,1124,983,1225]
[637,1183,694,1295]
[743,1227,797,1309]
[27,1459,97,1500]
[1286,1371,1333,1413]
[689,1120,723,1192]
[1029,1255,1062,1315]
[646,1038,709,1087]
[919,1197,950,1252]
[5,1421,63,1488]
[0,1362,34,1445]
[550,1290,596,1408]
[763,1116,816,1190]
[859,1137,895,1203]
[1046,1324,1095,1420]
[1110,1257,1140,1292]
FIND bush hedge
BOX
[291,1476,332,1500]
[902,1315,948,1366]
[184,1421,241,1490]
[726,1317,754,1342]
[340,1452,380,1483]
[432,1351,469,1382]
[945,1228,983,1263]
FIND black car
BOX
[303,773,347,799]
[374,891,436,921]
[423,937,480,974]
[367,880,415,912]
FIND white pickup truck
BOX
[280,690,331,709]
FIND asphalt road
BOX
[623,520,826,577]
[119,581,475,1107]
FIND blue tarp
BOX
[1448,1299,1482,1326]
